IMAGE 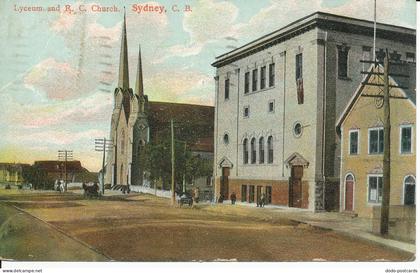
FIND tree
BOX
[144,128,213,192]
[21,165,52,190]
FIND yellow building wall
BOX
[341,82,416,218]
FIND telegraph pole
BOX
[360,49,409,235]
[58,150,73,192]
[171,119,176,205]
[380,51,391,235]
[95,138,113,195]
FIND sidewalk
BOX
[273,208,416,254]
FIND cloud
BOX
[15,129,106,146]
[13,92,112,129]
[146,68,212,103]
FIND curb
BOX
[289,217,416,255]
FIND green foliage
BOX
[144,131,212,191]
[21,165,53,190]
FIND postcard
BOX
[0,0,417,273]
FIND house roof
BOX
[0,163,31,171]
[148,101,214,153]
[33,160,88,173]
[212,11,415,68]
[336,63,416,135]
[149,101,214,127]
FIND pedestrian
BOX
[218,194,224,203]
[260,194,266,208]
[230,192,236,205]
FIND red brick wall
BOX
[227,179,289,206]
[215,177,310,208]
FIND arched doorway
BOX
[344,173,355,211]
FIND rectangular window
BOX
[260,66,266,89]
[401,125,412,153]
[244,72,250,94]
[295,54,302,80]
[243,106,249,118]
[349,130,359,154]
[224,79,229,99]
[268,101,274,113]
[337,46,349,78]
[368,176,383,203]
[269,63,275,87]
[206,176,212,186]
[406,52,415,63]
[362,46,372,72]
[241,185,247,202]
[369,128,384,154]
[252,69,257,91]
[249,185,255,203]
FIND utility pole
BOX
[58,150,73,192]
[171,119,176,205]
[95,138,113,195]
[360,49,408,235]
[380,51,391,235]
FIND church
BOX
[105,14,214,189]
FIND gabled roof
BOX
[336,63,416,134]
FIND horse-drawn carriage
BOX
[82,182,99,198]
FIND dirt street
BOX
[0,190,413,261]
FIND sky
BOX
[0,0,416,171]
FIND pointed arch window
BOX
[259,137,265,164]
[251,138,256,164]
[404,176,415,205]
[120,130,125,154]
[267,136,273,163]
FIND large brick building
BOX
[212,12,415,211]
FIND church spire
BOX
[118,9,129,89]
[135,45,144,96]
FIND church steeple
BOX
[135,45,144,97]
[118,9,129,89]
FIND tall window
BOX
[295,54,303,80]
[267,136,273,163]
[241,185,247,202]
[259,137,265,164]
[369,128,384,154]
[362,46,372,73]
[260,66,266,89]
[243,139,249,164]
[251,138,256,164]
[224,78,230,99]
[249,185,255,203]
[404,176,415,205]
[269,63,275,87]
[252,69,257,91]
[337,45,349,78]
[401,125,412,153]
[296,53,304,104]
[349,130,359,155]
[368,175,383,203]
[120,130,125,154]
[244,72,250,94]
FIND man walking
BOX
[230,192,236,205]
